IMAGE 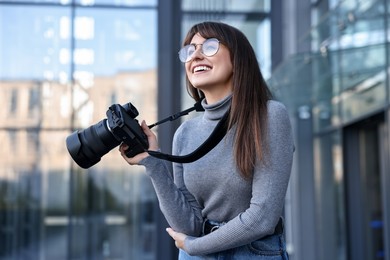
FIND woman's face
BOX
[185,33,233,100]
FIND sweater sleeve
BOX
[183,101,294,255]
[139,150,204,236]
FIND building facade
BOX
[0,1,271,259]
[269,0,390,260]
[3,0,388,260]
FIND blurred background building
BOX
[0,0,389,260]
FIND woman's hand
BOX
[119,120,158,165]
[166,228,188,250]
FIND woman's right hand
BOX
[119,120,159,165]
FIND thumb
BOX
[166,227,175,238]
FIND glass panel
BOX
[1,3,158,260]
[0,5,72,259]
[267,53,313,110]
[301,8,340,53]
[182,0,270,12]
[0,0,156,5]
[268,50,341,132]
[339,0,386,50]
[0,6,72,82]
[359,125,384,259]
[76,0,156,6]
[338,44,386,122]
[69,7,158,260]
[303,0,386,53]
[269,0,388,132]
[72,8,157,129]
[0,0,70,3]
[314,131,347,260]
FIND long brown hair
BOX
[183,21,273,179]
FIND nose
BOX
[191,45,204,60]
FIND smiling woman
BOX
[119,21,294,260]
[183,33,233,105]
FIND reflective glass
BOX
[0,6,71,80]
[269,0,389,132]
[314,132,347,260]
[0,3,158,260]
[69,7,158,260]
[0,8,72,258]
[76,0,156,6]
[304,0,386,53]
[182,0,270,12]
[179,38,220,62]
[338,44,386,122]
[71,8,157,127]
[267,53,313,112]
[0,0,70,2]
[0,0,156,5]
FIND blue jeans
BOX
[178,233,289,259]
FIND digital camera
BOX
[66,103,148,169]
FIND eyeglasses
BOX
[178,38,220,63]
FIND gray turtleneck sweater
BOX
[139,95,294,256]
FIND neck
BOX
[203,89,232,105]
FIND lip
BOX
[191,64,212,73]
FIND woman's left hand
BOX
[166,228,188,250]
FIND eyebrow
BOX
[189,41,203,45]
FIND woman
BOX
[120,21,294,259]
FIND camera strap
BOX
[147,100,205,129]
[147,104,230,163]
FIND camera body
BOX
[66,102,149,169]
[107,103,149,157]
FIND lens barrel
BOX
[66,119,120,169]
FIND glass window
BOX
[338,43,386,123]
[0,3,158,260]
[72,8,157,129]
[76,0,157,6]
[0,6,72,81]
[314,131,347,260]
[9,89,18,115]
[182,0,270,12]
[0,0,157,5]
[0,0,70,2]
[69,7,158,260]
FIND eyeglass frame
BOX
[178,38,220,63]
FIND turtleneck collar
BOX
[202,94,232,121]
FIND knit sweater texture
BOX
[139,95,294,256]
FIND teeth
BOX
[194,66,211,72]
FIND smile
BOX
[193,65,211,73]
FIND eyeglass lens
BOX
[179,38,219,63]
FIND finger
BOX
[166,228,175,239]
[119,146,127,157]
[141,120,148,129]
[141,120,154,136]
[119,143,128,151]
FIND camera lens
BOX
[66,119,120,169]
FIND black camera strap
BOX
[146,102,230,163]
[147,100,205,129]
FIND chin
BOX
[190,80,213,90]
